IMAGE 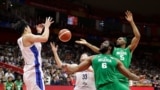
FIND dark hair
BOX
[81,52,90,56]
[99,47,108,54]
[12,19,29,35]
[99,41,114,54]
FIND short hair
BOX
[99,40,114,54]
[12,19,29,35]
[81,52,90,56]
[78,52,90,63]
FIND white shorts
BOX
[23,70,45,90]
[74,86,96,90]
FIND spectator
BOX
[14,75,23,90]
[4,69,15,81]
[4,76,14,90]
[44,70,51,85]
[0,67,4,83]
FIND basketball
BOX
[58,29,72,42]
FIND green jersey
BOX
[92,54,120,90]
[4,81,14,90]
[112,47,132,82]
[14,80,23,90]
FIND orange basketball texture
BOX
[58,29,72,42]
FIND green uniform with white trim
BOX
[112,47,132,90]
[4,81,14,90]
[92,54,127,90]
[14,80,23,90]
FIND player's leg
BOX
[23,71,45,90]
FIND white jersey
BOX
[74,66,96,90]
[17,37,44,90]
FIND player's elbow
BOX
[119,69,130,78]
[136,32,141,39]
[137,34,141,39]
[41,37,48,42]
[125,73,131,79]
[76,66,81,72]
[58,64,62,68]
[43,38,48,42]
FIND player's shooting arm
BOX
[117,60,140,81]
[27,17,53,43]
[126,11,141,52]
[39,17,53,42]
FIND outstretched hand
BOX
[139,75,146,81]
[75,38,88,45]
[44,17,54,28]
[125,10,133,22]
[50,42,58,52]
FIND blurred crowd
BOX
[0,41,160,90]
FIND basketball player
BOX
[50,42,96,90]
[62,40,144,90]
[75,10,140,89]
[15,17,53,90]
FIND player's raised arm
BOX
[27,17,54,43]
[50,42,78,69]
[75,39,100,53]
[117,60,144,81]
[50,42,63,68]
[125,10,141,52]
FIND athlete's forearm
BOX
[62,58,92,74]
[85,42,100,53]
[62,64,79,74]
[41,27,49,42]
[52,51,63,68]
[128,73,140,81]
[130,21,140,38]
[118,61,140,81]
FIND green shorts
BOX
[97,81,129,90]
[119,80,130,90]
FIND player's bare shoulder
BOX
[22,33,34,46]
